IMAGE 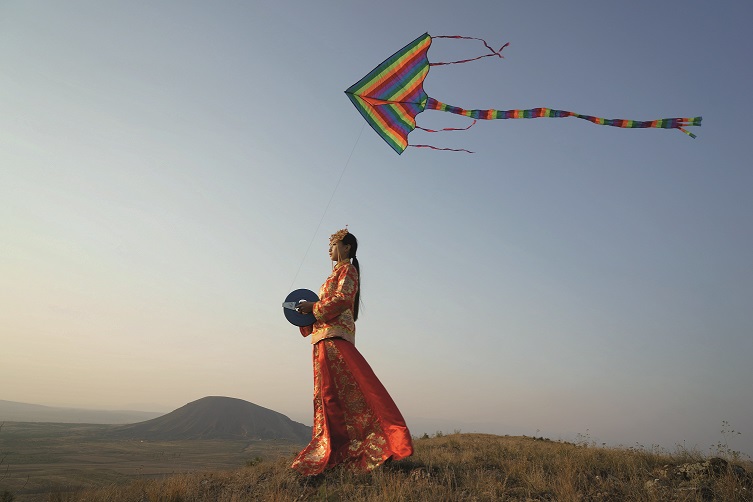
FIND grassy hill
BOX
[64,433,752,501]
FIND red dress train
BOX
[291,338,414,474]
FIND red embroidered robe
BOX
[291,261,413,474]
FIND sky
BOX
[1,1,752,457]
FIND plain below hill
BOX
[110,396,312,443]
[0,399,164,424]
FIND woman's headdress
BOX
[329,227,349,245]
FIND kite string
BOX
[287,122,366,292]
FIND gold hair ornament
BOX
[329,227,349,245]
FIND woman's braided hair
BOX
[340,232,360,321]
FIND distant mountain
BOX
[110,396,312,443]
[0,400,164,424]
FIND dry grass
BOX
[57,433,752,501]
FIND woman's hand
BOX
[297,301,316,315]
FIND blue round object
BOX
[283,289,319,326]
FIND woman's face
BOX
[329,240,350,262]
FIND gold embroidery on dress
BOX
[310,263,358,345]
[290,343,329,472]
[292,339,398,474]
[325,341,388,471]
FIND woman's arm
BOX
[313,265,358,322]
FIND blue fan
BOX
[282,289,319,326]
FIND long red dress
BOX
[291,261,413,474]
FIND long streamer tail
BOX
[425,98,702,138]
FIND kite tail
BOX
[411,120,478,153]
[425,98,702,138]
[411,144,475,154]
[415,119,477,133]
[429,35,509,66]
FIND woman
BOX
[291,228,413,475]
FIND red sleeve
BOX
[299,325,313,338]
[312,265,358,323]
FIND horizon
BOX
[2,1,752,461]
[3,395,750,458]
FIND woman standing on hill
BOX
[291,228,413,475]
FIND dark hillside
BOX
[110,396,311,442]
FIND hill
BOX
[110,396,311,442]
[69,433,753,501]
[0,399,163,424]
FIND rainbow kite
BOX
[345,33,702,154]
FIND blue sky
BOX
[2,1,752,456]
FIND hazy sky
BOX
[2,1,751,456]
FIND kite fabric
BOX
[344,33,702,154]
